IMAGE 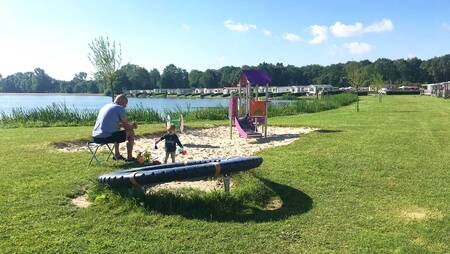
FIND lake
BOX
[0,94,229,114]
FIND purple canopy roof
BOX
[241,69,271,85]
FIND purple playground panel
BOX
[241,70,271,86]
[229,96,238,124]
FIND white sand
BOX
[135,126,315,163]
[57,126,316,192]
[71,194,91,208]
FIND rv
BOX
[306,84,335,96]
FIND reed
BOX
[0,94,357,127]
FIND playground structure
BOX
[229,70,271,138]
[166,114,184,133]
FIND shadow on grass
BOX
[316,129,342,133]
[391,110,419,113]
[252,134,301,144]
[114,160,160,170]
[112,177,313,223]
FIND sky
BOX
[1,0,450,80]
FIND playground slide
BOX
[234,117,263,138]
[98,156,263,188]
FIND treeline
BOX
[1,54,449,94]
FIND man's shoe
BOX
[125,157,137,162]
[113,155,125,161]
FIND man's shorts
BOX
[93,130,126,144]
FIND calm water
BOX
[0,94,229,114]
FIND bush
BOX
[386,90,420,95]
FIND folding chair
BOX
[87,140,115,166]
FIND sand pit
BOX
[141,126,315,162]
[397,207,444,221]
[57,126,316,192]
[146,177,232,193]
[71,194,91,208]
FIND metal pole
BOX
[238,86,242,116]
[230,92,233,139]
[247,83,251,115]
[265,82,269,138]
[223,175,230,193]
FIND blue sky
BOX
[1,0,449,80]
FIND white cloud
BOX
[344,42,373,54]
[263,29,272,36]
[224,20,256,32]
[330,22,364,37]
[283,33,302,42]
[330,18,394,37]
[308,25,328,44]
[364,18,394,33]
[443,23,450,31]
[182,24,191,31]
[407,53,416,59]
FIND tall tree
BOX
[346,62,368,112]
[112,69,131,93]
[148,68,161,88]
[32,68,54,92]
[160,64,189,88]
[371,72,385,103]
[199,69,220,88]
[120,64,152,89]
[188,70,203,88]
[88,36,122,101]
[373,58,399,84]
[316,64,347,86]
[72,72,87,83]
[218,66,241,87]
[301,64,324,85]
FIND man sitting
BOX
[92,94,137,161]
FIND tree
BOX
[420,54,450,83]
[72,72,87,83]
[316,64,347,86]
[32,68,54,92]
[160,64,189,88]
[199,69,220,88]
[148,68,161,88]
[119,64,153,90]
[88,36,122,101]
[373,58,399,84]
[188,70,203,88]
[346,62,368,112]
[112,69,131,93]
[218,66,241,87]
[301,64,324,85]
[371,72,385,103]
[258,62,290,86]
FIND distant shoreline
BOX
[0,93,105,96]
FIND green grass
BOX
[269,93,357,116]
[0,95,449,253]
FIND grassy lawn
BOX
[0,95,448,253]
